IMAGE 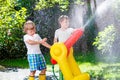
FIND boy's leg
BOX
[29,71,36,80]
[39,69,46,80]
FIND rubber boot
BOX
[29,76,34,80]
[39,74,46,80]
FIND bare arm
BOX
[26,38,47,45]
[53,38,58,43]
[41,42,51,49]
[26,40,42,45]
[26,38,51,48]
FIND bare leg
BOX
[39,69,46,80]
[29,70,36,80]
[40,69,46,74]
[30,70,36,76]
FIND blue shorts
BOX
[27,54,46,71]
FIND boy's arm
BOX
[25,38,47,45]
[25,40,43,45]
[41,42,51,49]
[54,30,58,43]
[53,38,58,43]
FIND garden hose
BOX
[52,65,58,80]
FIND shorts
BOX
[27,54,46,71]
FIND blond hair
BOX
[23,20,36,33]
[58,15,69,23]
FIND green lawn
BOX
[0,58,28,68]
[0,52,120,79]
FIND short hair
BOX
[58,15,69,23]
[23,20,36,33]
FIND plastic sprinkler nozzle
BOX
[64,28,84,55]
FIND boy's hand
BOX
[42,38,47,42]
[40,38,47,44]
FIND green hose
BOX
[52,65,59,80]
[59,69,64,80]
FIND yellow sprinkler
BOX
[50,28,90,80]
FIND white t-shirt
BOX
[54,28,74,42]
[23,34,42,54]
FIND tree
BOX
[93,25,116,54]
[0,0,27,59]
[31,0,97,53]
[35,0,69,11]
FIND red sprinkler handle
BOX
[64,28,84,55]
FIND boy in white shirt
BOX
[53,15,75,80]
[54,15,74,43]
[23,20,51,80]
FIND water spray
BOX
[82,0,116,29]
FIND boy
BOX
[54,15,74,43]
[53,15,75,80]
[23,20,51,80]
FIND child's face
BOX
[60,19,69,29]
[26,29,35,36]
[26,25,35,36]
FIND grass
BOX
[0,51,96,68]
[0,58,28,68]
[1,52,120,79]
[0,53,51,68]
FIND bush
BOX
[0,0,27,59]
